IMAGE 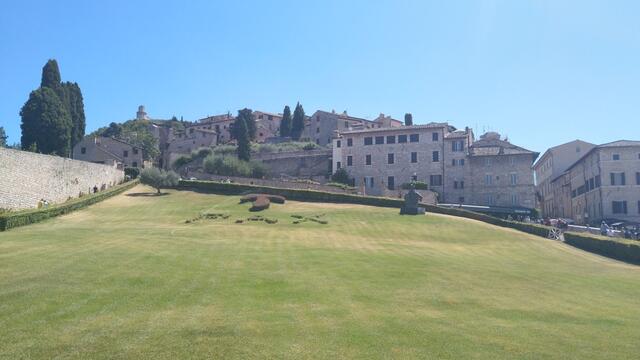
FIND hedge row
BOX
[179,180,640,264]
[0,180,139,232]
[564,232,640,265]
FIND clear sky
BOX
[1,0,638,153]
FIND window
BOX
[432,151,439,162]
[409,134,419,142]
[452,140,464,152]
[347,138,353,147]
[454,181,464,189]
[636,172,640,185]
[344,121,348,127]
[595,175,601,187]
[510,173,517,185]
[123,150,128,157]
[459,159,465,166]
[398,135,407,143]
[386,135,396,144]
[375,136,384,144]
[589,178,595,191]
[485,194,495,205]
[133,148,139,155]
[485,174,493,185]
[268,115,273,121]
[452,159,457,166]
[411,152,418,163]
[610,172,626,186]
[612,201,628,214]
[485,158,492,166]
[316,127,320,133]
[132,162,138,168]
[80,147,86,154]
[336,161,341,169]
[365,154,372,165]
[432,132,439,141]
[347,156,353,166]
[388,153,394,164]
[364,137,373,145]
[511,194,519,206]
[336,140,341,148]
[613,154,620,160]
[387,176,395,190]
[430,175,443,186]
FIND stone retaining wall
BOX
[0,148,124,210]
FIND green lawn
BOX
[1,185,639,359]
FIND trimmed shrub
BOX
[212,144,237,156]
[401,181,429,190]
[124,167,140,179]
[0,180,139,231]
[172,155,192,170]
[331,168,352,185]
[250,196,270,212]
[203,155,268,179]
[140,168,180,193]
[564,232,640,265]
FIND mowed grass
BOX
[1,186,640,359]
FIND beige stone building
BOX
[533,140,595,218]
[305,110,402,146]
[332,126,537,211]
[73,136,144,169]
[556,140,640,225]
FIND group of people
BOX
[600,221,640,240]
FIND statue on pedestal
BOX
[400,185,426,215]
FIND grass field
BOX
[1,185,639,359]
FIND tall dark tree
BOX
[280,105,292,137]
[20,87,72,156]
[234,112,251,161]
[404,113,413,126]
[291,102,306,140]
[0,126,7,147]
[231,108,255,141]
[62,82,86,146]
[41,59,62,91]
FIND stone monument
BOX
[400,186,426,215]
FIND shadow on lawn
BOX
[126,192,170,197]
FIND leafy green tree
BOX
[140,168,180,194]
[234,111,251,161]
[0,126,7,147]
[40,59,62,91]
[230,108,255,141]
[91,119,159,160]
[331,168,352,185]
[20,87,72,156]
[102,122,123,138]
[404,113,413,126]
[280,105,292,137]
[291,102,306,140]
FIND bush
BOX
[326,182,356,191]
[193,147,213,159]
[212,144,237,156]
[172,155,192,170]
[401,181,429,190]
[124,167,140,179]
[302,143,317,150]
[140,168,180,193]
[203,155,268,179]
[0,180,138,231]
[253,143,278,154]
[331,168,352,185]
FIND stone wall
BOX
[0,148,125,210]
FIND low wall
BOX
[0,148,124,210]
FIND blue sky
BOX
[1,0,639,153]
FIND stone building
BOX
[533,140,595,218]
[73,136,144,169]
[305,110,402,146]
[466,132,538,209]
[555,140,640,225]
[332,126,537,210]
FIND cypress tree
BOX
[280,105,292,137]
[291,102,306,140]
[20,87,72,156]
[404,113,413,126]
[234,112,251,161]
[0,126,7,147]
[63,82,86,146]
[41,59,62,91]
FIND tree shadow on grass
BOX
[126,192,170,197]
